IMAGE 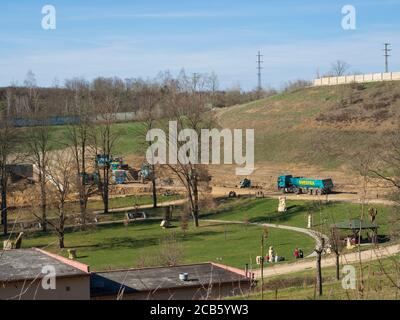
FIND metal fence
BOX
[11,112,137,127]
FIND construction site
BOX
[1,1,400,309]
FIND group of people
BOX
[261,246,304,264]
[293,248,304,259]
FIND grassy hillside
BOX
[204,197,392,235]
[231,254,400,300]
[33,81,400,172]
[46,121,146,156]
[217,81,400,170]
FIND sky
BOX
[0,0,399,90]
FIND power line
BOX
[256,51,263,92]
[383,43,392,73]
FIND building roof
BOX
[333,219,378,230]
[0,248,89,283]
[91,262,251,297]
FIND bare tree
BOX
[0,93,19,235]
[282,79,312,92]
[64,81,97,228]
[91,95,121,214]
[308,201,326,297]
[314,236,325,297]
[330,60,350,77]
[25,118,51,232]
[24,70,37,89]
[208,72,219,95]
[165,84,214,227]
[329,227,344,281]
[45,151,74,249]
[22,70,40,116]
[351,151,376,298]
[135,82,165,209]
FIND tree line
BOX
[0,71,242,248]
[0,70,276,120]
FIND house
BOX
[90,262,254,300]
[0,248,253,300]
[0,248,90,300]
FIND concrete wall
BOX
[314,72,400,86]
[92,281,252,300]
[0,275,90,300]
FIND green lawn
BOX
[7,196,394,273]
[18,219,314,271]
[205,197,392,235]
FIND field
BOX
[47,121,146,156]
[8,197,394,271]
[216,81,400,170]
[19,219,315,271]
[206,197,393,235]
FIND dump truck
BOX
[277,175,334,195]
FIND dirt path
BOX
[8,199,186,228]
[92,199,186,214]
[211,186,396,206]
[203,219,400,280]
[252,243,400,279]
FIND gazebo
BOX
[332,219,379,244]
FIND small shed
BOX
[332,219,379,243]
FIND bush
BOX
[363,101,389,110]
[282,80,312,93]
[371,109,390,121]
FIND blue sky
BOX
[0,0,399,90]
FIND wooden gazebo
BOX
[332,219,379,244]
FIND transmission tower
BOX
[257,51,263,93]
[383,43,392,73]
